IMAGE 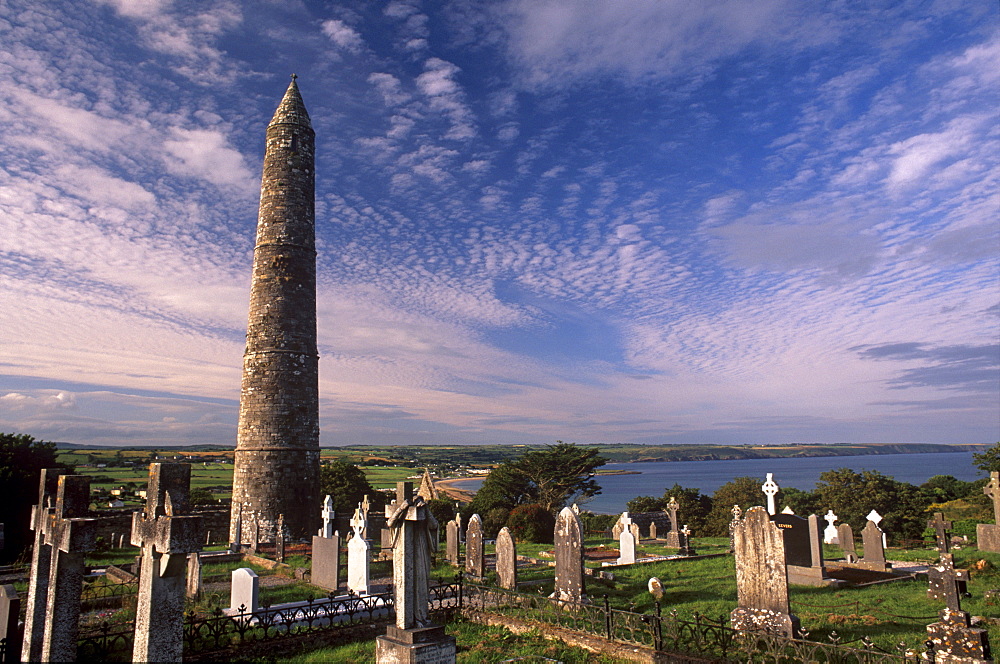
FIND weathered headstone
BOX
[465,514,484,581]
[761,473,779,516]
[230,503,244,553]
[496,527,517,590]
[612,511,632,539]
[40,474,98,662]
[977,471,1000,553]
[629,522,641,542]
[551,506,587,605]
[21,468,67,663]
[648,522,658,540]
[376,482,454,664]
[249,516,259,555]
[275,513,286,563]
[858,519,889,571]
[728,504,741,553]
[924,514,992,662]
[311,530,341,592]
[230,568,259,613]
[730,506,799,637]
[131,463,203,663]
[927,513,968,601]
[1,584,22,664]
[823,510,839,544]
[838,523,857,563]
[347,527,370,595]
[186,553,202,600]
[867,509,888,548]
[445,520,459,565]
[617,530,636,565]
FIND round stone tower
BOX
[230,76,320,543]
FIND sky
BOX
[0,1,997,448]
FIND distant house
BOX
[108,499,124,508]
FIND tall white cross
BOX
[866,509,882,525]
[823,509,839,544]
[321,495,335,539]
[350,503,367,539]
[761,473,779,515]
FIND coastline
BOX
[434,477,478,502]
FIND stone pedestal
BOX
[376,625,456,664]
[311,534,341,592]
[924,609,992,663]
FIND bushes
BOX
[506,504,555,544]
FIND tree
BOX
[464,462,533,520]
[973,443,1000,475]
[319,459,386,514]
[190,488,215,505]
[0,433,67,564]
[704,477,766,536]
[425,498,455,527]
[513,442,606,513]
[626,495,664,513]
[660,484,713,535]
[506,504,555,544]
[815,468,927,542]
[780,487,821,516]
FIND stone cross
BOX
[612,511,632,539]
[929,512,953,555]
[131,463,203,663]
[985,471,1000,524]
[730,506,799,638]
[496,527,517,590]
[385,482,437,629]
[40,474,97,662]
[351,503,368,541]
[679,524,695,556]
[321,495,336,538]
[275,513,285,562]
[666,496,679,530]
[465,514,484,581]
[617,530,636,565]
[21,468,67,663]
[823,510,839,544]
[551,506,587,605]
[728,504,742,553]
[761,474,779,515]
[866,509,882,526]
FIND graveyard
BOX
[3,466,999,663]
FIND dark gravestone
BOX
[838,523,858,563]
[772,514,812,567]
[858,520,889,571]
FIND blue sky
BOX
[0,0,997,447]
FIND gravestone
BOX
[21,468,67,663]
[617,530,636,564]
[376,482,455,664]
[551,506,587,606]
[730,506,799,637]
[230,568,259,613]
[924,514,991,662]
[380,528,393,555]
[867,509,887,548]
[249,516,259,555]
[311,530,341,592]
[648,522,658,540]
[774,513,829,585]
[678,524,696,556]
[496,527,517,590]
[728,505,742,553]
[186,553,202,600]
[230,503,243,553]
[612,512,632,540]
[838,523,858,563]
[977,472,1000,553]
[131,463,203,663]
[445,520,459,565]
[927,513,969,601]
[275,513,285,562]
[823,510,839,544]
[40,474,98,662]
[629,522,641,542]
[761,474,779,516]
[347,528,370,595]
[1,584,22,664]
[465,514,484,581]
[351,502,368,542]
[858,519,889,571]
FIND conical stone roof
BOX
[270,76,312,128]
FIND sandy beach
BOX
[434,477,478,502]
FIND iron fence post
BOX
[654,601,663,652]
[604,594,612,640]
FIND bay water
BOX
[449,451,983,515]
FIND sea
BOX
[448,451,984,515]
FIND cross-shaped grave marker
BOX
[40,475,97,663]
[351,502,367,540]
[762,474,779,515]
[823,509,839,544]
[985,472,1000,525]
[321,495,336,538]
[926,512,969,605]
[21,469,67,663]
[131,463,202,663]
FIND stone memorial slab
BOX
[311,531,341,592]
[275,513,285,562]
[977,471,1000,553]
[772,513,812,568]
[648,522,657,540]
[347,531,370,595]
[858,520,889,571]
[496,527,517,590]
[465,514,484,581]
[665,498,681,548]
[629,522,641,542]
[730,507,799,638]
[21,468,67,663]
[551,506,587,606]
[838,523,857,563]
[445,520,459,565]
[230,568,259,614]
[617,530,636,565]
[186,553,202,600]
[1,584,22,664]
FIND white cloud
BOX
[162,127,256,191]
[321,19,364,52]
